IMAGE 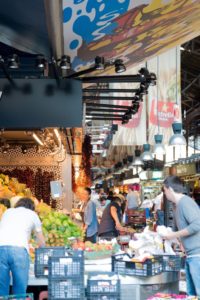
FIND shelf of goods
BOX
[141,181,163,201]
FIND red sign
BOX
[150,99,179,128]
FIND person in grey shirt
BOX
[163,175,200,297]
[126,187,139,209]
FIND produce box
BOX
[0,294,33,300]
[87,272,120,300]
[34,247,83,278]
[112,253,163,277]
[48,278,85,300]
[154,254,182,272]
[147,293,198,300]
[48,252,84,280]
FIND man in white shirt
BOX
[0,197,45,296]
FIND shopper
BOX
[98,194,126,239]
[0,198,45,296]
[81,187,98,243]
[163,176,200,297]
[126,186,139,210]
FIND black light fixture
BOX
[7,54,20,69]
[139,83,148,95]
[21,145,28,154]
[139,67,149,77]
[131,102,140,113]
[149,72,157,86]
[115,59,126,73]
[60,55,71,70]
[36,55,46,69]
[95,56,105,70]
[0,55,4,63]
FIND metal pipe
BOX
[85,103,131,109]
[83,96,134,101]
[80,75,143,83]
[86,113,124,117]
[83,88,138,93]
[86,108,128,113]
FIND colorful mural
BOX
[63,0,200,72]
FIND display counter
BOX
[28,259,179,300]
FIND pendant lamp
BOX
[153,134,165,155]
[169,122,186,146]
[140,144,153,161]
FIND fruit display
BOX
[0,173,32,199]
[36,202,84,247]
[72,240,120,260]
[0,204,7,219]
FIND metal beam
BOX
[83,95,134,101]
[86,103,131,109]
[86,108,128,113]
[80,75,143,83]
[182,74,200,94]
[86,113,124,117]
[86,117,122,121]
[83,88,138,93]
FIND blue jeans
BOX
[185,256,200,296]
[0,246,29,296]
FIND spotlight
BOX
[139,83,148,95]
[21,145,27,154]
[8,54,20,69]
[36,55,46,69]
[95,56,105,70]
[131,102,140,113]
[139,68,149,77]
[0,55,4,63]
[115,59,126,73]
[149,72,157,86]
[60,55,71,70]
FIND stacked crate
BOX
[48,250,85,300]
[87,273,120,300]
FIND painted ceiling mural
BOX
[63,0,200,72]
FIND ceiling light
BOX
[21,145,28,154]
[8,54,20,69]
[132,149,144,166]
[95,56,105,70]
[140,144,154,161]
[32,133,44,146]
[153,134,165,155]
[60,55,71,70]
[115,59,126,73]
[169,122,186,146]
[0,55,4,63]
[36,55,46,69]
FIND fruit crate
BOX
[87,272,120,300]
[155,255,182,272]
[35,247,66,277]
[48,252,84,280]
[112,254,163,277]
[35,247,83,278]
[48,278,85,300]
[0,294,33,300]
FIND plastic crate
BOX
[35,247,66,277]
[48,253,84,279]
[155,255,182,272]
[112,254,163,277]
[0,294,33,300]
[87,273,120,295]
[48,278,85,300]
[87,295,120,300]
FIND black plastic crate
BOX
[87,295,120,300]
[48,253,84,279]
[35,247,83,278]
[0,294,33,300]
[112,254,163,276]
[48,278,85,300]
[87,273,120,295]
[155,255,182,272]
